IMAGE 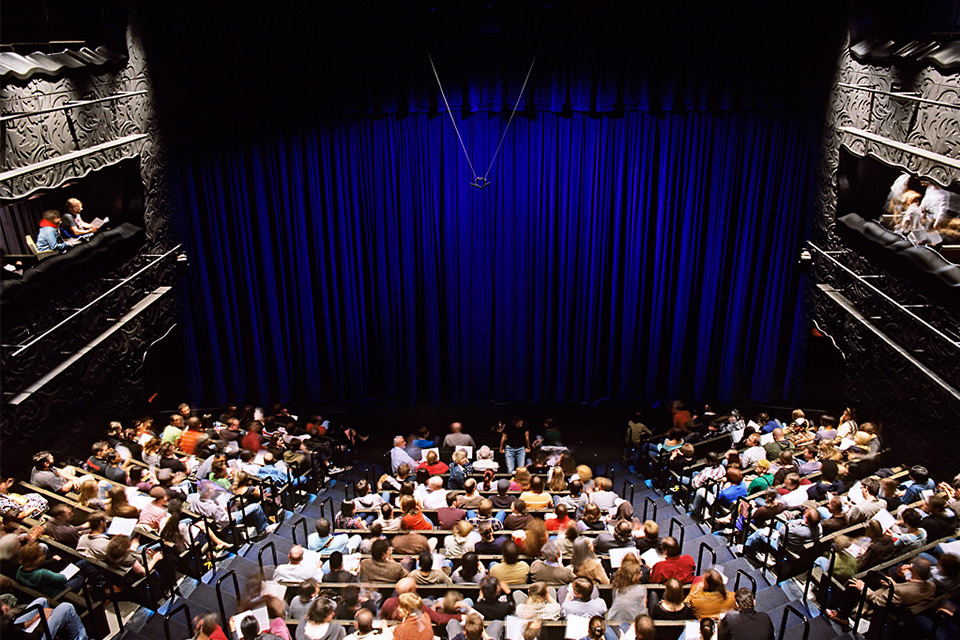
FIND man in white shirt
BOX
[740,433,767,469]
[390,436,419,473]
[272,545,320,583]
[422,476,449,510]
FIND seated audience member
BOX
[545,503,573,532]
[290,579,320,620]
[335,500,368,530]
[445,520,479,560]
[472,446,500,473]
[448,450,474,491]
[529,540,575,585]
[607,554,648,622]
[519,476,552,510]
[837,407,858,441]
[394,592,433,640]
[845,478,885,525]
[684,569,735,620]
[650,537,695,584]
[595,520,635,554]
[358,539,408,583]
[43,504,81,547]
[30,452,79,494]
[744,508,821,557]
[161,414,184,446]
[488,540,530,585]
[827,557,937,627]
[562,577,608,618]
[691,452,727,490]
[296,597,344,640]
[392,530,433,556]
[456,479,483,510]
[771,451,800,486]
[473,575,515,620]
[391,437,420,474]
[548,466,568,493]
[373,503,402,533]
[409,550,452,585]
[920,494,957,540]
[895,508,928,552]
[931,554,960,594]
[187,482,278,537]
[572,537,609,585]
[273,545,320,583]
[308,518,355,555]
[556,522,580,557]
[0,478,45,521]
[667,443,697,477]
[635,520,662,555]
[400,496,433,531]
[452,552,487,584]
[578,503,607,532]
[16,542,81,597]
[438,493,467,530]
[489,480,514,510]
[813,415,838,442]
[0,594,89,639]
[322,552,357,583]
[448,611,502,640]
[717,588,774,640]
[138,486,170,531]
[474,524,507,555]
[589,477,621,513]
[880,477,901,513]
[417,451,449,476]
[105,534,164,576]
[747,459,774,494]
[503,500,533,530]
[797,445,822,476]
[77,511,111,562]
[763,428,794,462]
[422,477,449,510]
[515,580,561,620]
[820,497,848,535]
[650,578,693,619]
[738,434,766,469]
[902,466,936,506]
[805,460,845,502]
[855,520,898,573]
[557,479,588,518]
[35,209,69,253]
[442,422,476,450]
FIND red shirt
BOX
[401,508,433,531]
[241,431,262,452]
[545,516,573,531]
[650,554,696,584]
[417,461,449,475]
[178,429,202,455]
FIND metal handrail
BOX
[778,604,810,640]
[258,540,278,574]
[642,496,658,523]
[163,600,192,640]
[621,479,636,505]
[668,517,685,552]
[733,569,757,596]
[291,517,309,547]
[216,569,241,629]
[696,541,716,574]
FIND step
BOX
[718,557,772,589]
[185,581,236,619]
[767,601,812,634]
[754,585,790,611]
[137,597,216,640]
[780,614,842,640]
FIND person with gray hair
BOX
[529,541,575,585]
[717,587,774,639]
[472,446,500,472]
[390,436,419,473]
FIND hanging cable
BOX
[427,48,480,184]
[481,50,537,184]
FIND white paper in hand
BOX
[939,540,960,556]
[872,509,896,533]
[847,481,865,505]
[759,433,775,446]
[640,547,665,566]
[60,563,80,579]
[564,616,589,640]
[504,616,527,640]
[260,581,287,600]
[106,517,137,537]
[231,605,269,633]
[609,546,639,568]
[342,553,361,573]
[782,486,809,508]
[420,448,440,462]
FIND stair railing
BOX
[668,517,685,552]
[257,540,279,574]
[216,569,241,629]
[853,571,895,636]
[291,517,310,547]
[696,541,716,574]
[164,600,193,640]
[225,493,252,546]
[621,479,636,505]
[319,495,334,520]
[733,569,757,596]
[642,496,658,523]
[778,604,810,640]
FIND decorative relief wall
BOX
[810,35,960,477]
[0,13,182,477]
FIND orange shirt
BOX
[178,429,202,455]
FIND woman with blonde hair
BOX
[106,485,140,518]
[576,465,594,488]
[444,520,477,559]
[77,478,105,510]
[395,592,433,640]
[512,467,531,491]
[607,554,647,622]
[548,466,567,493]
[521,518,548,557]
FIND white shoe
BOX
[264,523,280,535]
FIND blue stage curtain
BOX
[174,109,816,405]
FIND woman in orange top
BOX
[683,569,735,619]
[400,495,433,530]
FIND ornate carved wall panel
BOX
[809,35,960,475]
[1,11,182,477]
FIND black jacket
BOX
[718,609,775,640]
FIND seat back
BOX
[25,234,55,260]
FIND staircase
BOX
[111,465,854,640]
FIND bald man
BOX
[442,422,476,450]
[272,544,320,583]
[60,198,98,239]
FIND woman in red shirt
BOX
[400,496,433,530]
